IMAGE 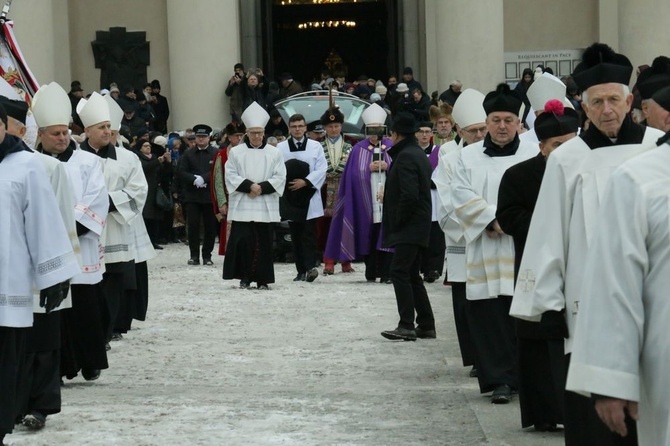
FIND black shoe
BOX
[82,369,101,381]
[111,333,123,342]
[187,258,199,265]
[423,270,440,283]
[22,411,46,430]
[415,327,437,339]
[257,284,269,290]
[305,267,319,283]
[381,277,393,284]
[366,278,376,283]
[491,384,512,404]
[534,422,561,432]
[293,273,306,281]
[239,280,251,289]
[469,366,478,378]
[105,342,111,351]
[153,244,164,250]
[203,258,213,266]
[381,327,417,341]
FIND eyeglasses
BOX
[463,126,487,135]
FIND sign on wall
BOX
[504,49,584,85]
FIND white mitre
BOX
[241,101,270,129]
[452,88,486,128]
[76,92,110,128]
[32,82,71,127]
[362,103,387,125]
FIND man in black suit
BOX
[380,112,435,341]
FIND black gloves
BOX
[39,280,70,313]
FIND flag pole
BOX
[0,0,13,23]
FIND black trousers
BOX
[451,282,476,367]
[288,220,317,274]
[0,327,27,436]
[389,244,435,331]
[16,350,61,418]
[364,223,392,280]
[185,201,217,261]
[144,217,161,246]
[420,221,446,276]
[60,284,108,379]
[465,296,518,393]
[100,271,125,342]
[564,354,638,445]
[517,338,565,428]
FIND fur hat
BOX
[572,42,633,92]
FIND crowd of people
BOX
[3,41,670,446]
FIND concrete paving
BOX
[6,244,564,445]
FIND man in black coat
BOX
[380,112,434,341]
[178,124,218,265]
[496,99,578,431]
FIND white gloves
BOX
[193,175,206,188]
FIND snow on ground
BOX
[6,243,563,445]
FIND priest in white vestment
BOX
[566,136,670,445]
[451,83,538,403]
[509,42,663,445]
[223,102,286,289]
[78,93,148,343]
[0,101,81,445]
[433,88,487,373]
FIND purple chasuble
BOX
[324,137,393,261]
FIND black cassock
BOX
[497,152,566,429]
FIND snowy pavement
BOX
[6,243,563,445]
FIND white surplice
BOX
[123,149,155,263]
[59,148,109,284]
[566,146,670,446]
[451,139,538,299]
[509,128,663,353]
[434,139,466,281]
[226,143,287,223]
[0,151,81,327]
[98,145,148,264]
[277,139,327,220]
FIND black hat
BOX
[320,107,344,125]
[483,83,523,116]
[150,79,161,89]
[135,127,149,138]
[403,66,413,75]
[534,100,579,141]
[572,43,633,92]
[123,103,136,113]
[636,56,670,99]
[306,120,325,133]
[279,72,293,81]
[193,124,212,136]
[390,112,418,135]
[417,121,434,129]
[652,85,670,112]
[224,122,246,135]
[0,96,28,124]
[70,80,83,92]
[280,159,317,221]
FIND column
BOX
[166,0,241,130]
[617,0,670,76]
[428,0,504,95]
